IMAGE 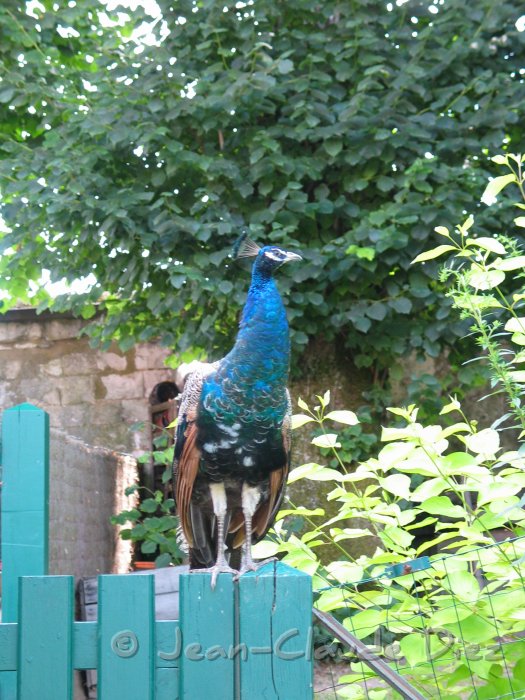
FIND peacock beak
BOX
[283,251,302,263]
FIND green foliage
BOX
[261,395,525,698]
[111,483,184,567]
[0,1,523,371]
[415,153,525,434]
[255,161,525,696]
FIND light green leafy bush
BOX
[254,156,525,698]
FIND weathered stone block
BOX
[0,321,42,343]
[61,351,98,376]
[88,401,123,426]
[120,399,150,424]
[134,343,171,370]
[41,359,63,377]
[100,371,144,400]
[142,369,177,394]
[58,375,96,405]
[18,377,62,405]
[96,351,128,372]
[1,359,22,379]
[44,319,84,340]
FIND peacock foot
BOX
[236,556,278,579]
[190,563,239,589]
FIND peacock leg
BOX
[206,482,238,588]
[238,483,276,576]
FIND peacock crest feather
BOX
[232,232,261,259]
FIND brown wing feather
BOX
[174,418,201,547]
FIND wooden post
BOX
[1,403,49,622]
[1,403,49,700]
[179,563,313,699]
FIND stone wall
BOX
[0,308,178,577]
[0,309,175,455]
[49,428,137,576]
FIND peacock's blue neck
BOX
[196,255,292,476]
[224,270,290,382]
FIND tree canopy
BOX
[0,0,524,371]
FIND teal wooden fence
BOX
[0,404,313,699]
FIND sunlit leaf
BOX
[504,317,525,334]
[291,413,315,429]
[480,173,516,205]
[465,428,500,457]
[297,397,309,411]
[379,474,412,500]
[312,433,340,449]
[325,409,359,426]
[494,255,525,271]
[467,268,505,290]
[411,245,456,264]
[466,237,506,255]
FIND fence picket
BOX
[2,404,49,623]
[97,574,155,700]
[18,576,73,700]
[237,562,313,699]
[179,573,235,699]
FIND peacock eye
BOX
[265,249,284,262]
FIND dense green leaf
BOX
[0,0,520,377]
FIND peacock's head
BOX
[233,234,302,277]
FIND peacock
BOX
[173,236,301,586]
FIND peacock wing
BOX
[231,394,292,547]
[253,407,291,541]
[173,362,218,548]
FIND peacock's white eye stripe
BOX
[265,250,284,262]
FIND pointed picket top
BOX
[4,402,46,412]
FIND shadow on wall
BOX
[49,428,138,577]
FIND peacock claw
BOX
[190,563,239,589]
[235,556,278,580]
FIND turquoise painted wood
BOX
[98,574,156,700]
[0,570,312,698]
[238,562,313,699]
[179,572,236,699]
[18,576,73,700]
[0,403,313,698]
[2,403,49,622]
[1,404,49,700]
